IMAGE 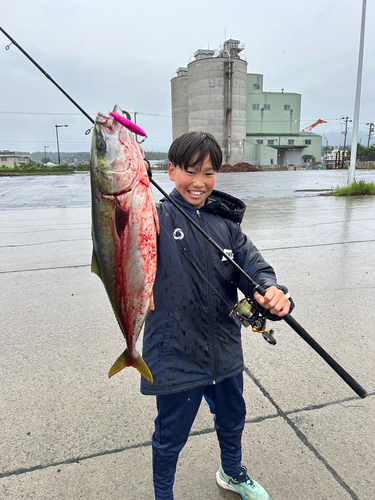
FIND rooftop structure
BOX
[0,150,31,168]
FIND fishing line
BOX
[2,44,92,149]
[4,47,83,128]
[157,219,275,342]
[0,27,95,126]
[1,26,368,399]
[158,219,234,313]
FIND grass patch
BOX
[74,164,90,171]
[0,171,75,176]
[0,163,90,176]
[332,180,375,196]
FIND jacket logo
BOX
[222,249,234,261]
[173,228,184,240]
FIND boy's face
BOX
[168,156,217,209]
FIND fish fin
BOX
[148,298,155,313]
[108,348,153,383]
[115,199,130,238]
[91,250,102,279]
[133,351,153,383]
[138,300,155,331]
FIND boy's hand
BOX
[254,286,290,317]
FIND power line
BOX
[0,110,172,118]
[0,112,371,130]
[341,116,352,168]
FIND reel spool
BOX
[231,298,277,345]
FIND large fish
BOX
[90,105,159,382]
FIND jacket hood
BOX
[163,188,246,223]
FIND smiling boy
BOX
[141,131,293,500]
[168,154,216,209]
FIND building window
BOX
[263,104,270,111]
[256,140,263,145]
[253,83,260,90]
[0,157,8,161]
[288,140,295,145]
[267,140,274,145]
[252,104,260,110]
[284,105,291,111]
[305,139,311,145]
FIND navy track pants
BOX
[152,373,246,500]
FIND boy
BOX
[141,132,293,500]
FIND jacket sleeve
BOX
[233,223,295,320]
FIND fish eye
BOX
[97,141,106,150]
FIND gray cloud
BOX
[1,0,374,153]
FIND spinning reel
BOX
[231,298,277,345]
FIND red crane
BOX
[300,119,327,134]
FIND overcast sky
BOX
[1,0,374,155]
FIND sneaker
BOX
[216,466,271,500]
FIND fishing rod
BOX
[0,27,95,125]
[1,27,368,399]
[147,180,368,399]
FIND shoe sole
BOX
[216,470,238,494]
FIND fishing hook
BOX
[121,110,132,121]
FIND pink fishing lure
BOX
[110,112,147,137]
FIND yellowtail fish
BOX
[90,105,159,382]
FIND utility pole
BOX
[55,124,68,165]
[322,136,328,167]
[341,116,352,168]
[44,145,49,163]
[367,122,374,148]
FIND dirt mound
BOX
[220,162,260,172]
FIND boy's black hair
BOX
[168,132,222,172]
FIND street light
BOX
[348,0,367,185]
[55,124,68,165]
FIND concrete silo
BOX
[171,67,189,140]
[171,40,248,165]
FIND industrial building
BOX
[171,39,323,167]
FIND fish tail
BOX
[108,348,153,383]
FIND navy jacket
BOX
[141,189,293,395]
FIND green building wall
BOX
[244,74,322,167]
[244,134,322,167]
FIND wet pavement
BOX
[1,171,374,499]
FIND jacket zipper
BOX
[196,209,218,384]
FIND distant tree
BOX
[41,157,52,164]
[357,143,375,159]
[144,151,168,160]
[347,144,375,159]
